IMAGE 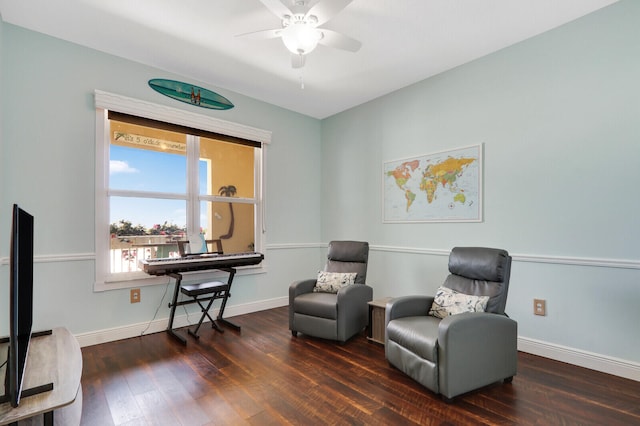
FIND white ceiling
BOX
[0,0,618,119]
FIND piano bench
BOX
[181,281,229,297]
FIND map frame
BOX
[382,144,483,223]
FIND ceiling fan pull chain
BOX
[300,72,305,90]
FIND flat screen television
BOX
[5,204,35,407]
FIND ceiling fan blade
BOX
[291,53,306,69]
[306,0,353,26]
[258,0,293,19]
[236,28,282,40]
[319,29,361,52]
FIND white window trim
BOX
[94,90,270,291]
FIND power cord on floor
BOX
[182,302,193,325]
[139,281,197,338]
[139,281,170,337]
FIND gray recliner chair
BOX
[385,247,517,401]
[289,241,371,342]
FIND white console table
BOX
[0,327,82,425]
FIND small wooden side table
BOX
[367,297,393,345]
[0,327,82,425]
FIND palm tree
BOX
[218,185,236,239]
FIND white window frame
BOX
[94,90,270,291]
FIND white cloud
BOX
[110,160,139,174]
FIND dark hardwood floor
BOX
[80,307,640,425]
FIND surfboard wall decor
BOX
[148,79,234,110]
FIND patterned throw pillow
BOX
[428,286,490,319]
[313,271,357,293]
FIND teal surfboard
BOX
[148,79,234,110]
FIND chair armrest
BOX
[289,279,317,332]
[336,284,373,341]
[385,295,434,323]
[289,278,317,299]
[438,312,518,399]
[337,283,373,303]
[438,312,516,347]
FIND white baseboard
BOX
[75,296,288,348]
[75,299,639,383]
[518,337,640,382]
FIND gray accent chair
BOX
[289,241,371,342]
[385,247,517,401]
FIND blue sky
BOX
[109,145,207,229]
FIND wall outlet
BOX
[534,298,546,316]
[130,288,141,304]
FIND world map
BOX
[383,145,482,222]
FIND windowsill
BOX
[94,264,267,292]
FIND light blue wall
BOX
[0,16,6,336]
[321,0,640,363]
[0,24,323,335]
[0,14,4,212]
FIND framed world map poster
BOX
[383,144,483,223]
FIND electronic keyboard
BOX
[139,251,264,275]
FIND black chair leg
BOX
[442,395,455,404]
[188,295,222,339]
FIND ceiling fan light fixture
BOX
[281,21,322,55]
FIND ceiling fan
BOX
[240,0,362,68]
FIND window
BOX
[95,91,270,290]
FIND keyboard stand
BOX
[167,273,187,345]
[212,268,242,332]
[166,267,240,345]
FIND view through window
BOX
[108,118,259,277]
